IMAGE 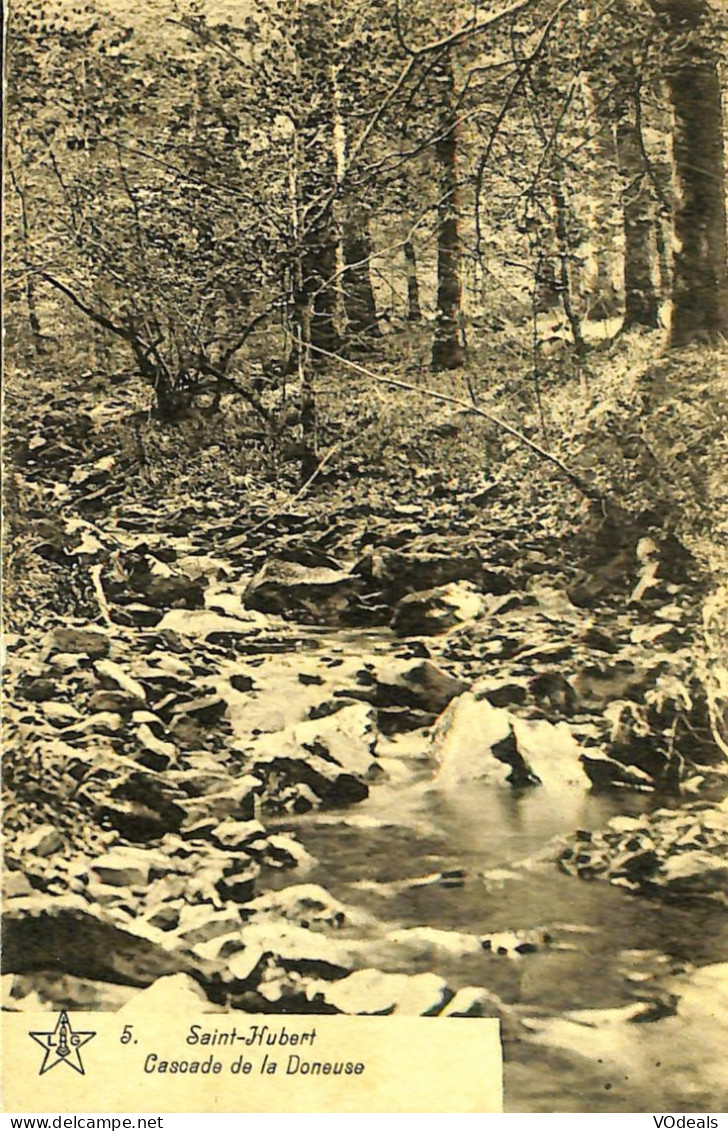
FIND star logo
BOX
[30,1011,96,1075]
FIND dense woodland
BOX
[3,0,728,1113]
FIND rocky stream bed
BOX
[3,477,728,1111]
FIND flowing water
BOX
[242,631,728,1111]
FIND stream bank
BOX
[3,467,728,1112]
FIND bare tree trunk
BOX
[403,238,422,322]
[431,50,465,372]
[8,161,44,353]
[343,207,380,343]
[579,79,621,321]
[615,99,660,330]
[302,227,339,356]
[654,0,728,345]
[298,1,339,361]
[554,179,590,393]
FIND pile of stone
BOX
[559,802,728,904]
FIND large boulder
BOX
[48,626,110,660]
[155,609,267,644]
[362,657,467,714]
[390,582,486,637]
[244,559,364,624]
[248,706,377,811]
[354,547,509,602]
[235,921,356,978]
[245,884,357,929]
[92,771,187,842]
[179,775,262,828]
[1,896,212,987]
[431,694,586,790]
[307,969,451,1015]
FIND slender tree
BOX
[342,205,381,343]
[431,49,465,371]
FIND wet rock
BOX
[48,627,110,659]
[1,896,208,987]
[237,922,354,978]
[96,772,186,841]
[4,872,35,899]
[365,657,466,714]
[308,969,450,1015]
[16,825,63,859]
[244,559,364,624]
[439,986,508,1018]
[246,884,351,929]
[155,609,267,643]
[609,847,660,882]
[179,776,261,828]
[580,753,655,791]
[211,819,267,851]
[17,678,59,703]
[89,847,170,888]
[560,803,728,902]
[432,694,584,790]
[249,706,377,810]
[2,972,137,1012]
[354,547,503,602]
[119,973,220,1013]
[390,582,486,637]
[251,740,370,811]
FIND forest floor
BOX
[3,323,728,1111]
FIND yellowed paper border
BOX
[2,1013,503,1114]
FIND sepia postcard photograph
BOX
[2,0,728,1115]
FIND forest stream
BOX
[227,627,728,1113]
